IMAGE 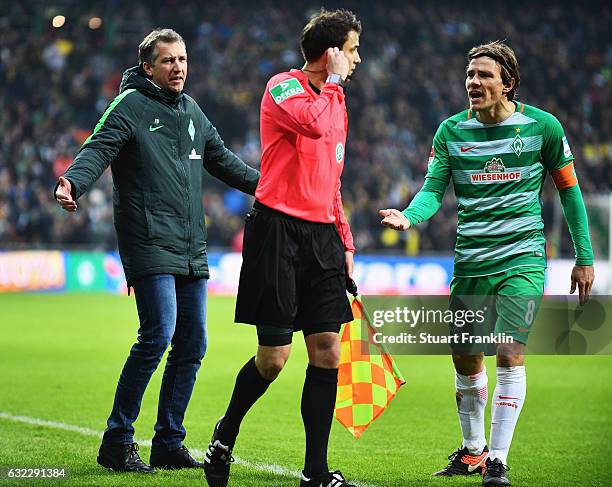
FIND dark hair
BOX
[300,9,361,62]
[468,40,520,101]
[138,28,185,66]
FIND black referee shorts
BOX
[235,201,353,334]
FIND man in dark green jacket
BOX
[55,28,259,473]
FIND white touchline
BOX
[0,412,377,487]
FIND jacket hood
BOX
[119,66,183,104]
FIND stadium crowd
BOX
[1,1,610,256]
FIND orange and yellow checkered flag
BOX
[335,296,406,439]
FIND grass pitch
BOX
[0,293,611,486]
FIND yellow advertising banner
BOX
[0,251,65,292]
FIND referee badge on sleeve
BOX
[270,78,305,104]
[336,143,344,163]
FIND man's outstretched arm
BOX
[552,162,595,304]
[54,89,136,210]
[380,176,447,230]
[380,127,451,231]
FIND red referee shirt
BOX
[255,69,355,252]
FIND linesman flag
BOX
[335,286,406,439]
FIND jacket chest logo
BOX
[187,119,200,159]
[188,119,195,141]
[149,118,164,132]
[189,148,201,160]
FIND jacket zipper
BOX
[175,106,192,268]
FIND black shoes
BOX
[482,457,511,486]
[432,446,489,476]
[97,442,156,473]
[150,445,205,469]
[204,419,235,487]
[300,470,356,487]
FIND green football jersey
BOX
[425,102,575,277]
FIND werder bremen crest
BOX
[484,157,505,173]
[512,133,524,157]
[188,119,195,141]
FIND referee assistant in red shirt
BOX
[204,9,362,487]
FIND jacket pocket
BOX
[144,193,187,251]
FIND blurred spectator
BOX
[1,1,610,255]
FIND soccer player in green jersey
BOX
[380,41,594,486]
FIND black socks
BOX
[301,364,339,477]
[218,357,339,479]
[218,356,272,446]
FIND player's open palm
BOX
[55,176,77,212]
[379,209,410,231]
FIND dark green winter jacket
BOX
[63,66,259,284]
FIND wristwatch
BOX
[326,73,343,85]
